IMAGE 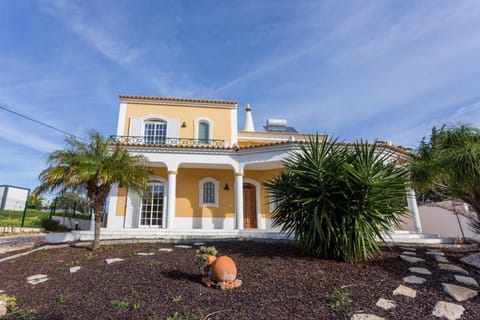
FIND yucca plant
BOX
[265,136,409,262]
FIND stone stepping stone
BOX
[105,258,124,264]
[432,301,465,320]
[460,252,480,269]
[27,274,49,285]
[0,290,4,293]
[193,242,206,246]
[393,284,416,298]
[454,275,479,288]
[400,255,425,264]
[409,267,432,275]
[375,298,396,310]
[438,263,469,275]
[400,247,416,251]
[435,255,450,263]
[402,251,417,256]
[403,275,427,284]
[159,248,173,252]
[69,266,81,273]
[351,314,384,320]
[427,249,443,253]
[442,283,478,302]
[174,245,192,249]
[136,252,155,256]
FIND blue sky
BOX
[1,0,480,192]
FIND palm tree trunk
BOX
[92,210,102,251]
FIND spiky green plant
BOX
[35,131,152,250]
[265,136,409,262]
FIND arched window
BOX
[198,121,209,144]
[140,181,164,227]
[144,120,167,144]
[199,178,219,207]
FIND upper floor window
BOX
[144,120,167,144]
[199,177,219,207]
[198,121,209,144]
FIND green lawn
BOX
[0,209,91,228]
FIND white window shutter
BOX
[129,118,142,137]
[167,119,178,138]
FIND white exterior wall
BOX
[0,186,29,211]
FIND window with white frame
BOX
[144,120,167,144]
[199,178,219,207]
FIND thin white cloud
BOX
[40,0,141,64]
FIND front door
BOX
[243,183,257,228]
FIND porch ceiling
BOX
[244,161,283,171]
[178,163,234,170]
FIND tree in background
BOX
[56,191,89,214]
[410,124,480,233]
[35,131,152,250]
[265,136,409,262]
[27,194,44,209]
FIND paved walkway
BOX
[0,234,46,254]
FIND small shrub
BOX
[57,294,68,304]
[171,295,183,303]
[195,246,217,268]
[326,288,352,309]
[0,294,16,311]
[132,302,140,311]
[40,218,67,232]
[84,253,94,260]
[147,261,158,268]
[165,312,202,320]
[111,300,129,309]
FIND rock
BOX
[193,242,206,246]
[27,274,49,285]
[0,290,4,293]
[442,283,478,302]
[400,247,416,251]
[403,275,426,284]
[435,255,449,263]
[460,252,480,269]
[438,264,469,275]
[158,248,173,252]
[0,301,7,318]
[400,255,425,264]
[136,252,155,256]
[105,258,124,264]
[69,266,81,273]
[174,245,192,249]
[432,301,465,320]
[375,298,396,310]
[351,314,384,320]
[393,284,417,298]
[409,267,432,275]
[454,275,479,288]
[427,251,444,256]
[402,251,417,256]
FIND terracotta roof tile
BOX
[119,95,237,105]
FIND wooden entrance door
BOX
[243,183,257,228]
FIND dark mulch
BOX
[0,241,479,319]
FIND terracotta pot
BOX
[207,255,237,282]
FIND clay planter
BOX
[202,254,242,290]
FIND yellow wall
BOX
[123,102,232,142]
[176,168,235,218]
[115,187,128,216]
[244,168,285,218]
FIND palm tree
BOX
[36,131,152,250]
[410,124,480,232]
[265,136,409,262]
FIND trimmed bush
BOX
[40,218,68,232]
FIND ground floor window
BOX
[140,182,164,226]
[198,177,219,207]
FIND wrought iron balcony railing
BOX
[108,135,225,147]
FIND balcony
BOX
[108,135,225,147]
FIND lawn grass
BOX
[0,209,90,228]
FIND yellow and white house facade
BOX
[105,95,421,234]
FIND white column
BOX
[166,170,177,229]
[234,172,244,230]
[406,188,422,233]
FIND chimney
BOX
[243,104,255,132]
